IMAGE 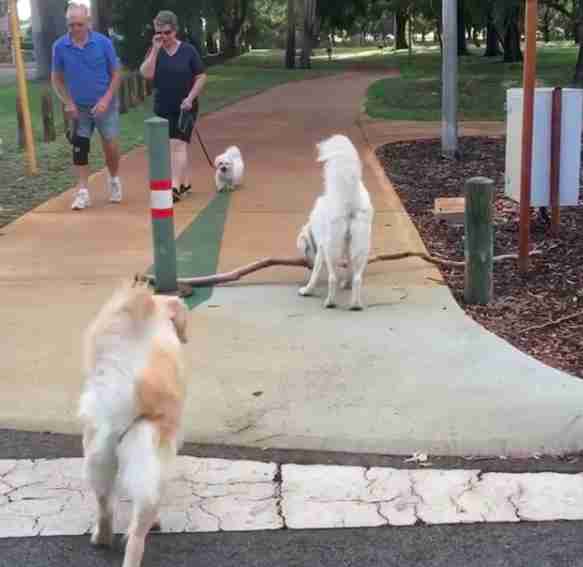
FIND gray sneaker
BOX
[71,188,91,210]
[109,177,122,203]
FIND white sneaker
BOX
[109,177,122,203]
[71,188,91,210]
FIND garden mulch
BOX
[377,136,583,379]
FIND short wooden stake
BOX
[136,72,145,103]
[119,79,128,114]
[127,76,136,108]
[464,177,495,305]
[550,87,562,237]
[41,87,56,142]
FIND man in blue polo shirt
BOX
[51,2,122,210]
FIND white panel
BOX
[505,88,582,207]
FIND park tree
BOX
[285,0,296,68]
[91,0,112,35]
[30,0,67,80]
[211,0,250,55]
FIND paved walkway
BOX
[1,72,583,456]
[3,456,583,537]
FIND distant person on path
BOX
[51,3,123,211]
[140,10,208,202]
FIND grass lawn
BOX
[365,44,581,121]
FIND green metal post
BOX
[145,117,177,293]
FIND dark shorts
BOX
[157,103,198,143]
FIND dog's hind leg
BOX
[348,217,372,311]
[83,426,118,547]
[299,249,324,297]
[118,420,168,567]
[322,221,348,309]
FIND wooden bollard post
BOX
[464,177,495,305]
[136,72,145,103]
[127,76,136,108]
[41,88,56,142]
[119,79,128,114]
[16,95,25,149]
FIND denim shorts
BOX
[76,98,120,141]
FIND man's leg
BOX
[96,101,122,203]
[71,110,93,210]
[100,136,120,178]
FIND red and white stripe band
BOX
[150,179,173,219]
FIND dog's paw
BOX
[150,519,162,532]
[349,302,364,311]
[298,286,311,297]
[91,524,114,548]
[324,298,337,309]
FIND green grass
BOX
[365,45,580,121]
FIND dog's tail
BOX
[117,419,176,526]
[317,134,363,202]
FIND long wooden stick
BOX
[522,311,583,334]
[139,250,542,288]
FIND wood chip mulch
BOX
[377,136,583,379]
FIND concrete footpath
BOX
[1,72,583,457]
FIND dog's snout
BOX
[220,166,228,172]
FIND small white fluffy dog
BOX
[79,283,189,567]
[214,145,244,192]
[297,134,374,310]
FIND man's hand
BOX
[180,97,193,111]
[64,101,79,120]
[91,96,110,116]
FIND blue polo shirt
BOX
[52,31,120,106]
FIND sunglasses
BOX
[156,29,174,36]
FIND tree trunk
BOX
[30,0,66,80]
[485,21,502,56]
[224,29,239,55]
[573,2,583,85]
[395,8,408,50]
[90,0,112,35]
[285,0,296,68]
[457,0,469,55]
[574,41,583,86]
[300,0,316,69]
[204,8,219,54]
[503,7,523,63]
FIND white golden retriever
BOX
[78,282,189,567]
[297,134,374,310]
[214,145,244,192]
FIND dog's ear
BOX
[166,297,189,344]
[214,156,222,169]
